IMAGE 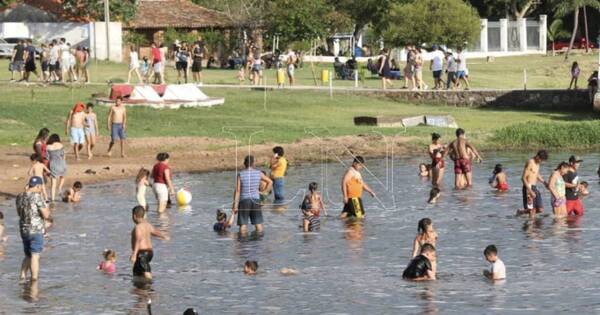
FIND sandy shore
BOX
[0,135,416,200]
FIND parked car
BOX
[551,38,595,51]
[0,38,15,58]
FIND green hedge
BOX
[492,121,600,148]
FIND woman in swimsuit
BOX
[428,133,446,187]
[548,162,569,218]
[490,164,509,192]
[412,218,438,273]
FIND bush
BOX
[492,121,600,148]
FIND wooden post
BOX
[523,69,527,91]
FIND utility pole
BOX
[104,0,110,61]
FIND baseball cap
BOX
[568,155,583,163]
[28,176,43,187]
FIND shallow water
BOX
[2,153,600,314]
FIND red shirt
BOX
[151,47,161,63]
[152,162,170,184]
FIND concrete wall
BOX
[0,22,122,62]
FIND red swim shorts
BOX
[497,182,509,192]
[566,199,584,216]
[454,158,472,175]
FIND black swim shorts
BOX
[133,249,154,276]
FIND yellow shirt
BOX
[271,157,288,178]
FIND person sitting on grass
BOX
[483,245,506,281]
[403,243,436,281]
[62,181,82,203]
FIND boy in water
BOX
[213,209,235,232]
[28,153,49,200]
[62,181,82,203]
[402,243,436,281]
[483,245,506,281]
[244,260,258,275]
[518,150,548,217]
[130,205,169,280]
[341,156,376,218]
[300,182,326,232]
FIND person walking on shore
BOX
[518,150,548,218]
[107,97,127,158]
[65,102,86,160]
[16,176,50,281]
[447,128,482,189]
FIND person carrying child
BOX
[213,209,235,232]
[300,182,326,232]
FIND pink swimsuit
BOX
[98,261,116,273]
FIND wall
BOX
[0,22,122,62]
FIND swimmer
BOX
[518,150,548,218]
[490,164,509,192]
[403,243,436,281]
[130,205,169,280]
[259,170,272,204]
[244,260,258,275]
[412,218,438,257]
[0,211,7,242]
[213,209,235,232]
[483,245,505,280]
[97,249,117,273]
[300,182,326,232]
[27,153,50,200]
[280,267,299,276]
[428,187,441,204]
[579,181,590,196]
[428,132,446,187]
[135,168,151,210]
[62,181,82,203]
[418,163,430,177]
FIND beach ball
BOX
[176,189,192,206]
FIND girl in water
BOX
[428,133,445,187]
[490,164,509,192]
[548,162,569,217]
[300,182,326,232]
[412,218,438,258]
[135,168,151,211]
[97,249,116,273]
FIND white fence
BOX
[0,22,123,62]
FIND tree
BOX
[547,19,571,56]
[329,0,405,41]
[382,0,481,48]
[62,0,137,22]
[554,0,600,60]
[468,0,540,19]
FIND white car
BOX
[0,38,15,58]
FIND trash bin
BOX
[277,69,285,85]
[321,69,329,83]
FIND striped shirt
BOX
[239,168,261,200]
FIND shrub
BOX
[492,121,600,148]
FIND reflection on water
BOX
[1,153,600,313]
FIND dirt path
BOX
[0,135,416,200]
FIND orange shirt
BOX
[346,168,363,198]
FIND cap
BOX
[28,176,43,187]
[446,49,453,54]
[183,308,199,315]
[569,155,583,163]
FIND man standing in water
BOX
[447,128,482,189]
[519,150,548,217]
[341,156,376,218]
[16,177,50,281]
[564,155,584,216]
[232,155,273,234]
[107,96,127,158]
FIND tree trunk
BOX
[583,5,590,53]
[565,7,580,61]
[552,40,555,56]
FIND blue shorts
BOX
[457,71,466,79]
[21,232,44,257]
[111,123,126,142]
[237,199,263,226]
[70,127,85,144]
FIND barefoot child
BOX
[28,153,50,200]
[213,209,235,232]
[300,182,326,232]
[244,260,258,275]
[135,168,151,210]
[130,205,168,280]
[62,181,82,203]
[483,245,506,280]
[97,249,117,273]
[66,102,86,160]
[84,103,98,159]
[490,164,509,192]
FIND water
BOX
[1,153,600,314]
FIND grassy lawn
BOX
[0,52,598,89]
[0,79,596,150]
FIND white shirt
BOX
[130,51,140,68]
[60,44,70,60]
[457,52,467,71]
[431,50,444,71]
[490,259,506,280]
[447,55,457,72]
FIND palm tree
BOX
[554,0,600,60]
[547,19,570,56]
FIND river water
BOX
[1,153,600,314]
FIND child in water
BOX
[579,181,590,196]
[259,170,272,204]
[412,218,438,257]
[418,163,430,177]
[97,249,117,273]
[213,209,235,232]
[62,181,82,203]
[244,260,258,275]
[0,211,7,242]
[300,182,326,232]
[130,205,169,280]
[483,245,506,280]
[135,168,151,210]
[428,187,441,204]
[28,153,50,200]
[489,164,509,192]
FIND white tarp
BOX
[130,85,162,102]
[162,84,209,101]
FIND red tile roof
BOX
[127,0,233,29]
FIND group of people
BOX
[237,48,298,86]
[569,61,600,104]
[10,38,90,84]
[376,45,471,90]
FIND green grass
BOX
[492,121,600,149]
[1,52,599,89]
[0,80,596,150]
